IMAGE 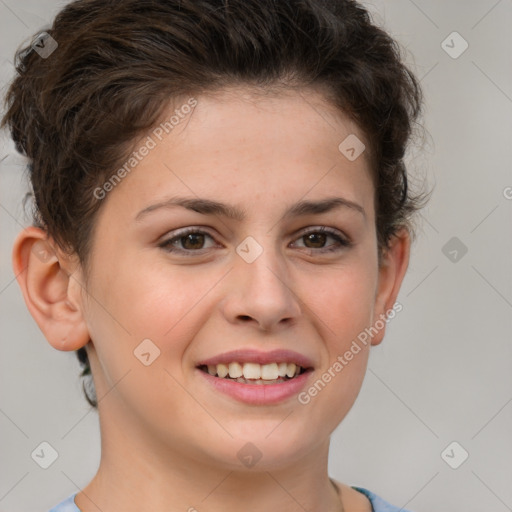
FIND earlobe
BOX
[12,226,91,351]
[370,228,411,346]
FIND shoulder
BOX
[333,480,373,511]
[331,478,415,512]
[47,493,80,512]
[351,485,415,512]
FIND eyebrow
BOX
[135,195,366,222]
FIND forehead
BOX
[170,85,368,155]
[99,85,375,223]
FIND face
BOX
[22,86,409,471]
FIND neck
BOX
[75,413,343,512]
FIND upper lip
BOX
[196,349,314,369]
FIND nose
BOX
[220,243,302,332]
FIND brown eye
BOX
[159,228,216,254]
[292,227,351,254]
[180,232,206,250]
[303,232,328,249]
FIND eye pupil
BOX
[304,232,326,248]
[182,233,204,250]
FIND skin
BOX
[13,86,410,512]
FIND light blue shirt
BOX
[48,487,414,511]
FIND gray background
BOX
[1,1,511,511]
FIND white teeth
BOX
[217,363,229,378]
[260,363,279,380]
[286,363,297,378]
[203,361,305,380]
[234,376,287,385]
[242,362,261,380]
[228,362,243,378]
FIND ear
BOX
[370,228,410,346]
[12,226,91,351]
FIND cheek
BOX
[306,262,377,342]
[81,262,197,417]
[314,261,377,413]
[86,257,216,370]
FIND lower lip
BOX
[196,368,313,405]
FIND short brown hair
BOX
[1,0,429,408]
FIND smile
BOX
[195,349,315,404]
[197,361,308,384]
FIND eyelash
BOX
[158,226,352,256]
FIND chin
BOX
[199,430,316,471]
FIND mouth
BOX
[196,362,312,385]
[195,349,315,404]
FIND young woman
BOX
[2,0,428,510]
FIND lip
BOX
[196,367,314,405]
[196,348,315,369]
